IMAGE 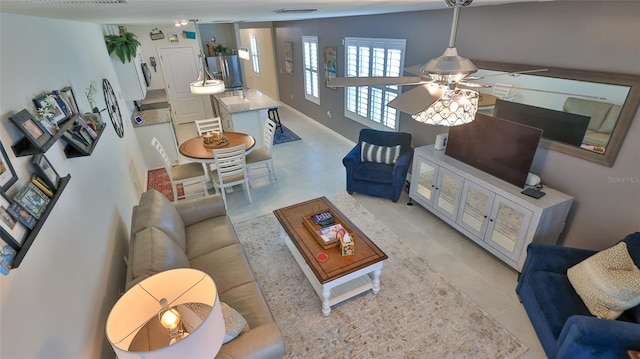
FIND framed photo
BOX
[0,191,28,249]
[323,46,337,89]
[0,141,18,191]
[33,93,67,124]
[13,182,50,220]
[32,154,60,190]
[9,109,52,149]
[284,41,294,76]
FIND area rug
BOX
[146,168,184,201]
[232,193,528,359]
[273,124,301,145]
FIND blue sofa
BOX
[516,232,640,358]
[343,129,413,202]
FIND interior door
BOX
[158,46,209,124]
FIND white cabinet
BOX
[112,47,147,101]
[133,109,178,169]
[410,145,573,271]
[412,158,463,222]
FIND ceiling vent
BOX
[274,8,318,14]
[21,0,127,4]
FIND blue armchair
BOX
[343,129,413,202]
[516,232,640,359]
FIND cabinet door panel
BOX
[486,197,533,258]
[435,169,463,221]
[458,181,495,238]
[412,157,438,206]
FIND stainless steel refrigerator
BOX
[207,55,243,90]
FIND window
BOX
[250,34,260,75]
[344,37,406,131]
[302,36,320,104]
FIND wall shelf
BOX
[11,174,71,269]
[62,126,105,158]
[10,115,75,157]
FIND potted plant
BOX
[105,26,141,64]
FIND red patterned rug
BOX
[147,168,185,201]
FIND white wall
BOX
[0,14,146,358]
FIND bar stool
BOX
[268,108,283,133]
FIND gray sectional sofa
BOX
[125,189,285,358]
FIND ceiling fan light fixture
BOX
[421,47,477,79]
[412,88,479,126]
[190,51,225,95]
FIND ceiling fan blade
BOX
[387,84,445,115]
[403,64,428,77]
[326,76,425,88]
[480,68,549,78]
[458,81,490,88]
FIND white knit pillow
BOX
[567,242,640,319]
[221,302,250,343]
[361,141,401,164]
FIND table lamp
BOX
[106,268,225,359]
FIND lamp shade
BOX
[190,79,225,95]
[190,50,226,95]
[412,88,479,126]
[106,269,225,359]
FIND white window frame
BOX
[302,36,320,105]
[250,34,260,75]
[343,37,407,131]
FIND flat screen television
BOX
[493,99,590,147]
[445,113,543,188]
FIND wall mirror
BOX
[472,60,640,166]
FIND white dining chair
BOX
[211,144,252,210]
[195,117,223,135]
[151,137,210,202]
[246,118,277,186]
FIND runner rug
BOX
[232,193,528,359]
[146,168,184,202]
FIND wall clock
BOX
[102,78,124,138]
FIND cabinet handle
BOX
[483,215,488,218]
[489,218,494,222]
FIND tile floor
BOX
[173,105,546,358]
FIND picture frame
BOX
[33,93,67,124]
[323,46,337,89]
[0,191,29,249]
[0,141,18,191]
[284,41,294,76]
[13,182,50,220]
[32,154,60,190]
[9,109,52,149]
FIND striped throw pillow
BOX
[361,141,401,164]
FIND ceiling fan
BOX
[327,0,483,125]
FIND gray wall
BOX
[271,1,640,250]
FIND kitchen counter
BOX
[212,89,280,149]
[131,107,179,169]
[131,108,172,127]
[213,89,280,114]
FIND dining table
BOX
[178,131,256,161]
[178,131,256,188]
